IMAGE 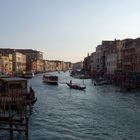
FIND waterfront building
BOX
[0,49,26,75]
[135,38,140,73]
[72,61,83,70]
[62,61,72,71]
[0,48,43,73]
[83,52,91,71]
[44,60,72,72]
[62,61,66,71]
[90,52,97,76]
[17,49,43,60]
[121,39,136,73]
[44,60,58,72]
[116,40,123,72]
[65,62,72,70]
[82,37,140,86]
[103,40,118,75]
[106,53,117,75]
[0,53,13,75]
[32,59,45,73]
[12,51,26,74]
[17,49,43,72]
[0,48,73,74]
[56,61,63,71]
[95,45,102,73]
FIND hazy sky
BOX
[0,0,140,62]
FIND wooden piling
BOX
[0,93,30,138]
[25,117,29,137]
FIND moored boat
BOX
[43,74,58,85]
[94,78,111,86]
[22,71,34,78]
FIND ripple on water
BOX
[1,72,140,140]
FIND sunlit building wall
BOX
[12,51,26,74]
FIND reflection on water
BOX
[1,71,140,140]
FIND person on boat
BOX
[70,80,72,85]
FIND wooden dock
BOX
[0,93,32,138]
[0,116,29,137]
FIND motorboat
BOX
[22,71,34,78]
[43,74,58,85]
[94,78,110,86]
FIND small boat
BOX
[0,74,10,78]
[22,71,34,78]
[0,77,37,109]
[94,78,110,86]
[43,74,58,85]
[66,82,86,90]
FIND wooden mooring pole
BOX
[25,117,29,138]
[0,116,29,138]
[9,121,13,137]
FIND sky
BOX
[0,0,140,63]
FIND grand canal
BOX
[1,71,140,140]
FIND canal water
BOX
[1,71,140,140]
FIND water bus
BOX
[43,74,58,85]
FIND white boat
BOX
[43,74,58,85]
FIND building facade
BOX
[12,51,26,74]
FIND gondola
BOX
[66,83,86,90]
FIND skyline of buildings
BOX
[0,48,72,75]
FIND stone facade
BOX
[83,38,140,76]
[0,53,13,75]
[12,51,26,74]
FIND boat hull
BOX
[66,83,86,90]
[43,80,58,85]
